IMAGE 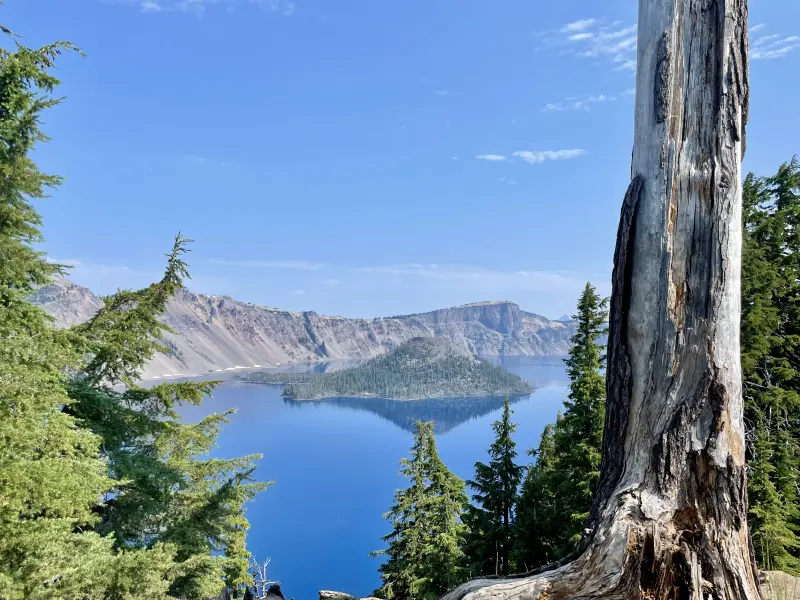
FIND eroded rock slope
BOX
[32,278,575,379]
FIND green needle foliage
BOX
[66,235,272,600]
[373,421,469,600]
[464,398,523,577]
[512,283,607,567]
[554,283,608,547]
[742,158,800,573]
[0,28,170,600]
[0,22,268,599]
[512,421,560,571]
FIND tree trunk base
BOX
[445,485,762,600]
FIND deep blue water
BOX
[178,356,569,599]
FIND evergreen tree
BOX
[464,399,523,576]
[373,422,468,600]
[741,160,800,573]
[550,283,607,555]
[421,425,470,593]
[512,421,559,571]
[0,22,268,598]
[68,236,271,598]
[0,28,174,600]
[511,283,607,567]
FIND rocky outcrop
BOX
[762,571,800,600]
[318,592,379,600]
[32,278,575,380]
[30,276,105,328]
[318,592,355,600]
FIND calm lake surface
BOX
[178,356,569,599]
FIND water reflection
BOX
[176,355,569,598]
[282,394,529,434]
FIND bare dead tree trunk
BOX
[444,1,760,598]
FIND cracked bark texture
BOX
[443,0,759,598]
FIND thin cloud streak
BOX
[205,259,604,295]
[751,27,799,60]
[121,0,296,16]
[208,259,328,271]
[513,149,586,164]
[542,93,616,112]
[47,257,84,267]
[476,154,507,161]
[542,18,638,72]
[562,18,596,33]
[352,262,599,291]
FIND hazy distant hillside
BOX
[31,278,576,380]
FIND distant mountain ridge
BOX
[30,277,576,380]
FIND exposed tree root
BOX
[445,487,760,600]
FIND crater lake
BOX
[177,356,569,599]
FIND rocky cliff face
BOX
[30,277,106,328]
[32,279,575,380]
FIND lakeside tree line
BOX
[1,31,268,599]
[371,283,608,599]
[246,338,532,400]
[374,168,800,597]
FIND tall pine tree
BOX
[741,159,800,573]
[67,236,271,598]
[0,21,268,598]
[464,398,523,576]
[0,28,176,600]
[512,283,607,566]
[373,421,468,600]
[513,420,560,571]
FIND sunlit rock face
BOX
[33,279,575,380]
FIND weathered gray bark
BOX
[443,0,759,598]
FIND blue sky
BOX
[9,0,800,319]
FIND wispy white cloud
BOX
[190,257,610,318]
[513,149,586,164]
[46,257,153,294]
[434,90,450,96]
[351,262,607,298]
[751,27,799,60]
[47,257,84,267]
[562,18,596,33]
[476,150,586,165]
[542,19,638,72]
[140,1,163,11]
[749,23,766,33]
[48,257,133,276]
[208,259,327,271]
[542,93,615,112]
[121,0,295,17]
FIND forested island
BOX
[240,337,532,400]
